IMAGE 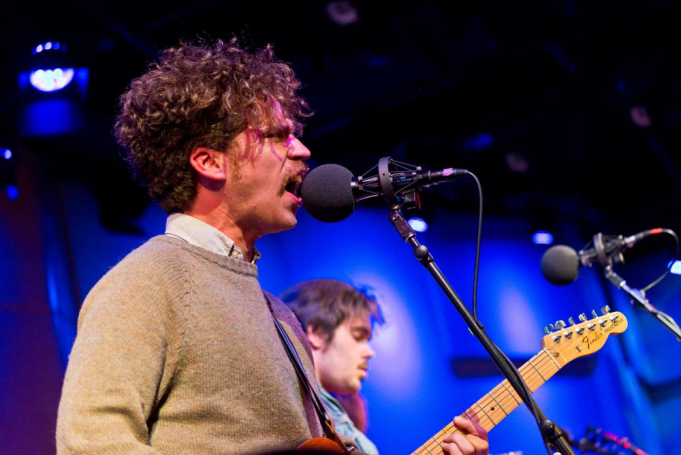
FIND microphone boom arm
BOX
[604,266,681,341]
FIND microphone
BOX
[540,228,664,285]
[300,160,468,222]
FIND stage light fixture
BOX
[33,41,65,55]
[18,40,89,136]
[532,230,554,245]
[23,40,84,94]
[3,148,11,160]
[29,68,75,93]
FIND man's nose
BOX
[287,137,311,161]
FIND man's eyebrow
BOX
[351,326,371,339]
[263,121,293,137]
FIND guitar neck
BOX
[412,349,562,454]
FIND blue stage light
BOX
[29,68,75,93]
[33,41,64,55]
[532,230,554,245]
[6,185,19,200]
[463,132,494,151]
[671,260,681,275]
[3,149,11,160]
[408,217,428,233]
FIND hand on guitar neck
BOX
[297,416,489,455]
[300,309,626,455]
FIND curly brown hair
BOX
[114,38,311,213]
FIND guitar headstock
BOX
[541,306,628,366]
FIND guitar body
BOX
[297,437,348,454]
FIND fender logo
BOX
[581,317,621,350]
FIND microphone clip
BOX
[356,156,463,209]
[578,233,627,268]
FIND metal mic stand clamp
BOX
[603,266,681,341]
[380,162,573,455]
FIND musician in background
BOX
[281,279,490,455]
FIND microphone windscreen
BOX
[541,245,580,285]
[300,164,356,222]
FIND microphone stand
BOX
[373,156,571,453]
[603,266,681,341]
[387,206,574,454]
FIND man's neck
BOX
[182,209,258,262]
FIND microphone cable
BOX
[462,171,557,455]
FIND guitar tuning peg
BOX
[548,323,555,331]
[592,309,598,318]
[543,326,551,335]
[601,305,610,315]
[569,317,575,326]
[579,313,587,322]
[555,320,566,330]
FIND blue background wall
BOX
[3,169,678,454]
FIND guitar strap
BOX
[264,293,351,453]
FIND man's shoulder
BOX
[265,291,299,327]
[90,236,190,294]
[112,235,189,270]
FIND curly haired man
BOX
[56,39,489,455]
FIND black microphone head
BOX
[541,244,580,285]
[300,163,356,222]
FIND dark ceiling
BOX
[2,0,681,239]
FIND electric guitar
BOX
[297,309,628,454]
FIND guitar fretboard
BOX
[412,349,562,455]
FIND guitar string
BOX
[412,348,562,454]
[414,356,555,454]
[414,355,559,455]
[413,316,623,454]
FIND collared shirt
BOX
[319,387,379,455]
[165,213,261,263]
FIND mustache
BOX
[294,163,309,178]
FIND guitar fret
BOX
[528,357,546,382]
[487,390,508,416]
[543,348,561,369]
[473,390,509,428]
[474,401,496,428]
[410,312,626,455]
[501,381,520,404]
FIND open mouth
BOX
[285,173,304,199]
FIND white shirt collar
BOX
[164,213,261,264]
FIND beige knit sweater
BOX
[57,236,323,454]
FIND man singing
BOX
[56,38,489,455]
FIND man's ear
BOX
[189,147,228,183]
[305,325,327,351]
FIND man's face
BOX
[222,110,310,239]
[313,314,375,395]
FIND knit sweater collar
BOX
[154,235,259,278]
[165,213,262,264]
